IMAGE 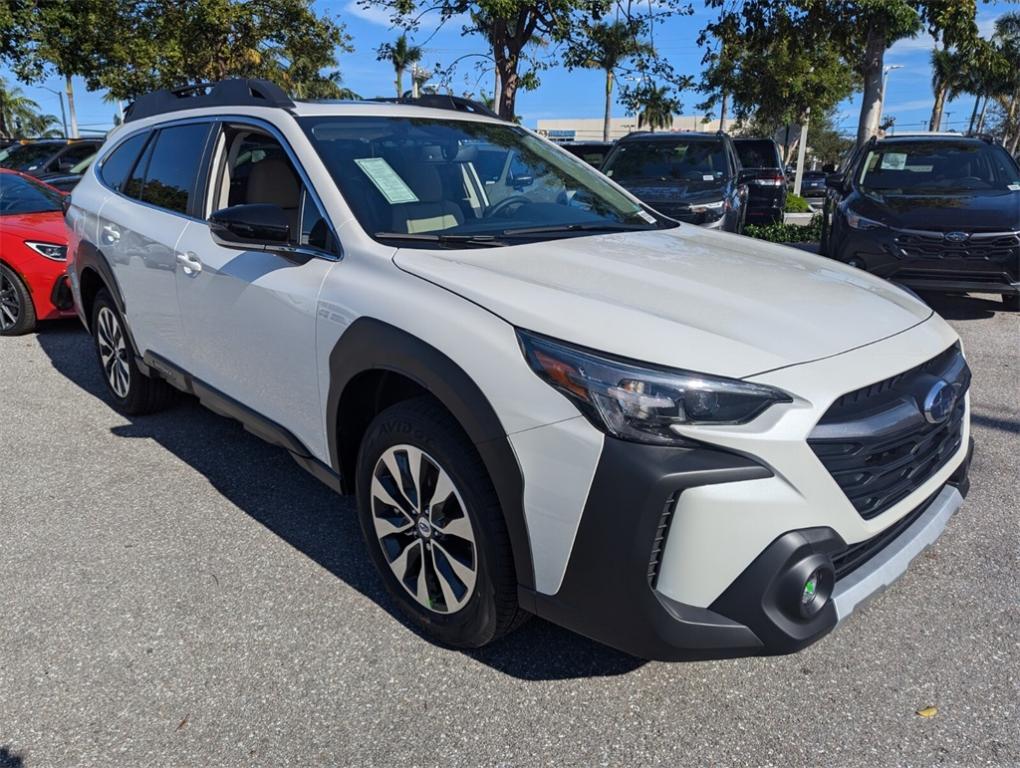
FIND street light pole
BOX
[880,64,903,130]
[40,85,68,138]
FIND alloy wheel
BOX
[370,445,478,614]
[0,271,20,331]
[96,306,131,398]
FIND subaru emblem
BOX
[923,379,957,424]
[944,231,969,244]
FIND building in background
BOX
[535,115,736,142]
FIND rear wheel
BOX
[0,263,37,336]
[356,397,526,648]
[1003,294,1020,312]
[91,289,177,414]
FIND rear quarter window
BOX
[100,132,150,192]
[137,123,211,214]
[735,140,780,169]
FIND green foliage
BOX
[377,33,422,98]
[0,77,60,138]
[745,214,822,244]
[785,194,811,213]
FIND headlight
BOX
[845,210,885,230]
[25,241,67,261]
[518,331,792,445]
[690,199,726,214]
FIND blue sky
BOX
[2,0,1012,136]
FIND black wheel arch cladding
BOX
[326,317,536,591]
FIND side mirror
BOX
[511,174,534,189]
[821,163,836,174]
[825,173,846,190]
[208,204,290,249]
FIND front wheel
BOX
[91,289,177,414]
[0,263,37,336]
[356,397,527,648]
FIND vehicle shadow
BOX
[34,323,644,681]
[0,746,26,768]
[920,292,1005,320]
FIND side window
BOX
[138,123,210,214]
[100,132,149,192]
[57,143,97,169]
[212,126,334,253]
[122,137,154,200]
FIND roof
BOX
[618,130,726,142]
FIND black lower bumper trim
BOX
[50,274,74,310]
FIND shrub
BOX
[785,193,812,213]
[745,214,822,244]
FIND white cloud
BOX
[341,1,396,27]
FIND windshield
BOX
[70,152,97,174]
[603,139,730,183]
[0,173,63,214]
[735,140,780,169]
[298,116,667,246]
[0,143,58,172]
[858,142,1020,194]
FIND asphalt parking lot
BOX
[1,293,1017,768]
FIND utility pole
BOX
[41,85,68,138]
[793,107,810,197]
[64,74,78,138]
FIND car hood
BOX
[852,189,1020,231]
[0,211,67,243]
[393,226,933,379]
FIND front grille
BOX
[894,231,1020,262]
[832,488,940,580]
[809,344,969,520]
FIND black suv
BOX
[734,137,787,224]
[822,134,1020,310]
[0,139,102,178]
[601,131,748,233]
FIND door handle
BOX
[176,251,203,275]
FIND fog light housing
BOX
[798,567,831,618]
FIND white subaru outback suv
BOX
[67,80,972,659]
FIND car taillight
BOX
[754,172,784,187]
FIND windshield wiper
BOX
[501,221,658,236]
[373,231,506,248]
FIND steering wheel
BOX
[485,195,531,219]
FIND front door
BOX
[174,122,340,458]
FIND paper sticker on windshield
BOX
[880,153,907,171]
[1008,183,1020,191]
[702,174,714,181]
[354,158,419,204]
[636,210,657,224]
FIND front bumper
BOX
[833,227,1020,295]
[523,437,971,660]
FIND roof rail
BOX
[371,93,499,119]
[123,79,295,123]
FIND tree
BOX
[564,19,651,141]
[85,0,352,101]
[620,82,679,131]
[0,77,60,139]
[377,34,422,98]
[928,47,965,131]
[362,0,690,121]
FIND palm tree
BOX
[566,20,652,141]
[0,78,59,139]
[929,48,965,131]
[635,84,679,132]
[376,34,422,98]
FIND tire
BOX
[0,263,37,336]
[1003,294,1020,312]
[91,289,177,415]
[356,396,527,648]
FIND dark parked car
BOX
[602,131,748,233]
[734,137,787,224]
[798,170,828,198]
[821,134,1020,310]
[559,141,614,168]
[0,139,102,178]
[36,151,97,192]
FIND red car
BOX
[0,169,75,335]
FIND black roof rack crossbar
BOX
[123,79,295,123]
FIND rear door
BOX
[97,122,213,364]
[173,119,340,455]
